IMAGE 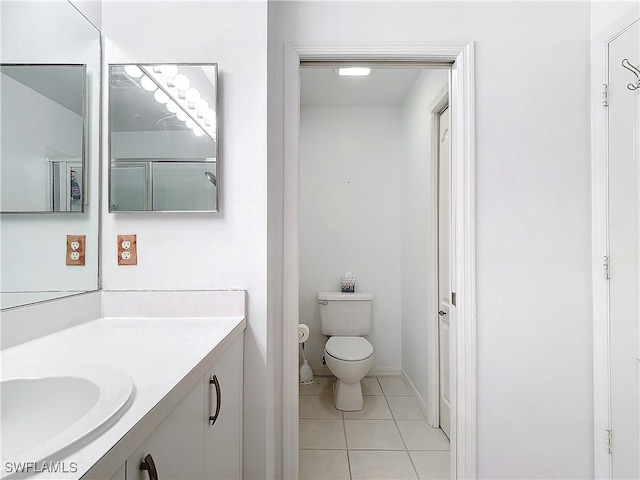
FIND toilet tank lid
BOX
[317,292,373,301]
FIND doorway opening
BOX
[282,42,476,480]
[297,63,450,478]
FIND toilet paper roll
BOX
[298,324,310,343]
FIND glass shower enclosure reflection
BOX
[110,160,217,211]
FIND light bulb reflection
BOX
[124,65,143,78]
[154,89,169,104]
[176,110,188,121]
[195,99,208,113]
[166,101,180,113]
[185,88,200,104]
[174,74,190,91]
[160,65,179,78]
[140,75,157,92]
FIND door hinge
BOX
[602,83,609,107]
[605,429,612,454]
[603,255,610,280]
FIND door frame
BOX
[428,85,451,430]
[282,41,476,479]
[591,6,640,480]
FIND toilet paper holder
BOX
[298,323,310,343]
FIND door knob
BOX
[438,310,447,316]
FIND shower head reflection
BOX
[204,171,217,186]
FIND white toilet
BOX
[318,291,374,411]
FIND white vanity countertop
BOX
[0,316,246,479]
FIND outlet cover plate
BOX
[118,234,137,265]
[66,235,86,266]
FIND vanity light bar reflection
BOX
[123,64,216,139]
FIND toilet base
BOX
[333,379,364,411]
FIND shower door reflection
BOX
[50,159,83,212]
[110,163,149,211]
[110,160,217,212]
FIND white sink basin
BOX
[1,365,134,468]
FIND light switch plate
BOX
[117,234,137,265]
[66,235,86,266]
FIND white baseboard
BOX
[369,367,402,376]
[311,366,332,377]
[401,369,430,419]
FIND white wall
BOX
[68,0,101,31]
[268,2,593,478]
[400,70,448,406]
[111,131,214,160]
[299,106,402,374]
[101,2,269,478]
[591,1,637,35]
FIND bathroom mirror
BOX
[109,64,218,212]
[0,0,101,310]
[1,64,87,213]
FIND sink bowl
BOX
[1,365,134,467]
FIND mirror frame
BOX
[108,63,219,214]
[0,62,88,214]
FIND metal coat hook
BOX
[621,59,640,91]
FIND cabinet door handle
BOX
[140,453,159,480]
[209,374,221,426]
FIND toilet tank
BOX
[317,292,373,336]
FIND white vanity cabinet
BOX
[204,334,243,479]
[125,334,243,480]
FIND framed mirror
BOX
[1,64,87,213]
[109,64,218,212]
[0,0,101,310]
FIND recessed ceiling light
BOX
[336,67,372,76]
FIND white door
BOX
[438,105,451,439]
[608,19,640,480]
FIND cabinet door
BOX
[128,378,205,480]
[109,463,126,480]
[204,335,244,479]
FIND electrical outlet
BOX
[118,234,137,265]
[66,235,86,266]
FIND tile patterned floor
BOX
[299,376,450,480]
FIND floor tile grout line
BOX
[343,412,353,480]
[385,377,436,479]
[300,376,449,479]
[379,377,422,479]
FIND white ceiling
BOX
[301,67,430,107]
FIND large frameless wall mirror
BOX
[0,1,101,310]
[109,64,218,212]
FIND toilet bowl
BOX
[324,336,374,411]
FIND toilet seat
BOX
[325,337,373,361]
